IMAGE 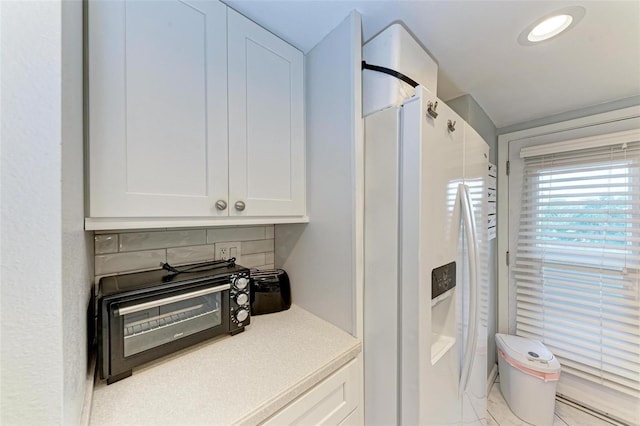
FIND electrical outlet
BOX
[215,242,241,261]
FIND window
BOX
[512,132,640,421]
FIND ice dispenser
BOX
[431,261,457,364]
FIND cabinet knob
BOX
[215,200,227,211]
[234,201,246,211]
[447,120,457,132]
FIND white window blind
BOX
[513,139,640,404]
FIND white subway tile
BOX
[241,239,274,255]
[265,225,274,239]
[119,229,206,252]
[265,252,274,265]
[95,234,118,254]
[207,226,266,244]
[95,250,166,275]
[236,253,266,268]
[167,245,215,266]
[251,264,275,271]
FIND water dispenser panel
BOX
[431,262,456,299]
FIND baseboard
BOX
[556,395,628,426]
[80,353,97,426]
[487,363,498,394]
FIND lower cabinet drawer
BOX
[261,357,362,425]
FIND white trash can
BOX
[495,334,561,425]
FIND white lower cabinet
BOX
[262,358,362,425]
[337,406,363,425]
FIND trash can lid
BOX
[495,333,561,374]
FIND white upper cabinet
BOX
[227,9,305,217]
[88,0,228,218]
[87,1,305,228]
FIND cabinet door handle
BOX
[234,201,246,211]
[215,200,227,211]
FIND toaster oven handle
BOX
[115,284,231,316]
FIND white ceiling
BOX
[224,0,640,128]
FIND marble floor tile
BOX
[486,412,500,426]
[487,383,530,426]
[487,382,567,426]
[554,401,616,426]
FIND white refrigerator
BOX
[364,85,489,425]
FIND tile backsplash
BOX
[94,225,275,281]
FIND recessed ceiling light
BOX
[518,6,585,46]
[528,14,573,42]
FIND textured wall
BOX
[61,0,94,423]
[1,2,65,423]
[1,3,93,423]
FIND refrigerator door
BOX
[364,86,488,425]
[400,88,489,426]
[461,123,489,425]
[363,106,402,425]
[400,87,465,425]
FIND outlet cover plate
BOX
[215,242,241,261]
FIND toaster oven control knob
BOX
[234,277,249,290]
[235,292,249,306]
[235,308,249,323]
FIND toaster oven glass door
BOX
[118,284,229,357]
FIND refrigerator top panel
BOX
[363,23,438,116]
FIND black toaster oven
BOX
[98,260,250,384]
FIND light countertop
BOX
[89,305,361,425]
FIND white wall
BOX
[1,1,91,424]
[1,1,65,423]
[62,0,93,424]
[275,11,363,336]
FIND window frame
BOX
[497,105,640,334]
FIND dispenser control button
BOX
[431,262,456,300]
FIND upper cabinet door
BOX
[88,0,228,217]
[227,9,305,217]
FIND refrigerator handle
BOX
[458,183,480,396]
